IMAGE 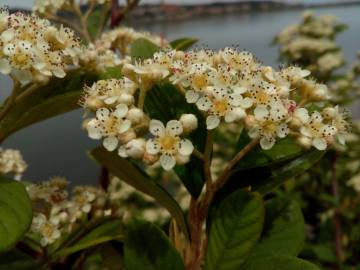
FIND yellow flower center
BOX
[263,120,277,135]
[255,90,269,104]
[159,134,179,152]
[213,99,229,116]
[103,116,120,135]
[41,223,55,238]
[193,73,208,90]
[13,53,29,66]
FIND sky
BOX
[0,0,347,9]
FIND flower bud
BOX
[143,152,159,165]
[322,107,336,119]
[297,136,312,149]
[127,108,145,124]
[121,138,146,159]
[118,93,134,105]
[311,84,329,101]
[262,66,276,82]
[244,115,256,128]
[179,114,198,133]
[118,129,136,144]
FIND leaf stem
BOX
[203,130,213,189]
[0,80,20,122]
[15,83,40,104]
[137,86,147,109]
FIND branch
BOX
[0,81,20,122]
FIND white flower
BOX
[322,105,348,145]
[248,104,289,150]
[0,148,27,179]
[300,111,337,150]
[86,106,132,151]
[145,119,194,171]
[196,86,252,129]
[31,214,61,247]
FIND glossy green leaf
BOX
[53,219,124,259]
[130,38,162,61]
[98,66,122,80]
[245,197,305,263]
[170,38,198,50]
[223,149,324,196]
[204,190,264,270]
[90,147,189,239]
[124,221,184,270]
[0,250,39,270]
[241,255,321,270]
[236,133,303,170]
[0,177,32,253]
[144,82,207,197]
[0,71,98,142]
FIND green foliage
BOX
[90,147,189,239]
[170,38,198,50]
[0,177,32,253]
[204,190,264,270]
[244,197,305,262]
[0,71,98,142]
[220,149,324,198]
[236,133,303,170]
[0,250,39,270]
[52,219,124,259]
[242,255,321,270]
[130,38,162,61]
[124,221,184,270]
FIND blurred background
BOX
[0,0,359,184]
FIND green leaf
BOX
[144,82,207,197]
[236,133,303,170]
[124,221,184,270]
[130,38,162,61]
[241,255,321,270]
[87,8,106,40]
[245,197,305,262]
[223,149,324,196]
[0,250,40,270]
[98,66,122,80]
[52,219,124,259]
[0,177,32,253]
[170,38,198,51]
[0,71,98,142]
[204,190,264,270]
[90,147,189,239]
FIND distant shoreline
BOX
[127,1,360,23]
[11,1,360,23]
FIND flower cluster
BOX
[27,177,117,246]
[79,27,168,73]
[82,47,348,170]
[0,10,81,84]
[274,11,346,79]
[33,0,110,15]
[0,148,27,180]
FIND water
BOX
[2,5,360,184]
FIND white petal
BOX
[196,96,211,111]
[260,137,275,150]
[206,115,220,130]
[276,123,289,138]
[240,97,253,109]
[254,105,268,121]
[185,90,200,103]
[53,68,66,78]
[103,137,118,151]
[118,145,128,157]
[312,138,327,150]
[87,122,102,139]
[96,108,110,121]
[104,96,118,105]
[300,126,312,137]
[248,127,260,139]
[337,134,346,145]
[118,119,131,133]
[149,119,165,136]
[12,69,32,84]
[311,111,323,123]
[294,108,309,123]
[145,138,160,155]
[178,139,194,156]
[166,120,183,136]
[225,107,246,123]
[232,86,247,94]
[0,58,11,74]
[114,104,128,118]
[160,154,176,171]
